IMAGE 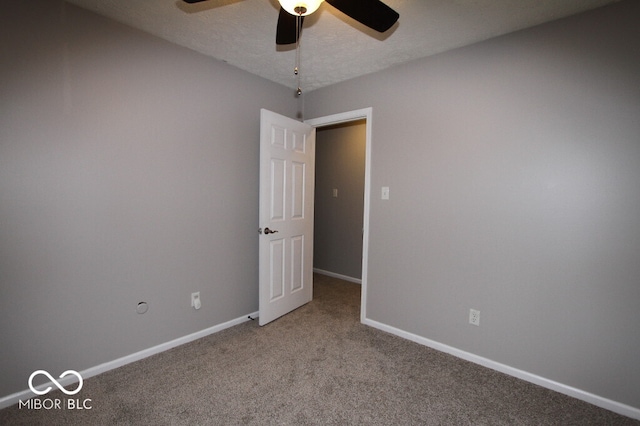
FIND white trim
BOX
[0,311,259,410]
[313,268,361,284]
[306,107,372,324]
[362,317,640,421]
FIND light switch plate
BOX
[381,186,390,200]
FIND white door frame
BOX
[305,107,372,323]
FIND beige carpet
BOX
[2,273,638,425]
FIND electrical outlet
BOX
[469,309,480,326]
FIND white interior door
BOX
[259,109,316,326]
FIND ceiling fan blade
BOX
[276,7,304,45]
[182,0,209,3]
[325,0,399,33]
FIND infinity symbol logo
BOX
[28,370,83,396]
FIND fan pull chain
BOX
[295,12,302,96]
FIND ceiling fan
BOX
[182,0,400,45]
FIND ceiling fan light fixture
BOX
[279,0,324,16]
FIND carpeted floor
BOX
[1,273,638,425]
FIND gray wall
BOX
[0,1,295,397]
[314,121,366,280]
[305,0,640,409]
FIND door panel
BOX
[270,158,286,220]
[259,109,315,326]
[291,235,304,292]
[291,162,305,219]
[269,238,285,301]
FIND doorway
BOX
[313,120,365,283]
[306,108,372,323]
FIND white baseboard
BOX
[0,311,259,410]
[313,268,361,284]
[362,317,640,421]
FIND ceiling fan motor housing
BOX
[279,0,324,16]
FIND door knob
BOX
[263,227,279,235]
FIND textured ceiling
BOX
[65,0,620,93]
